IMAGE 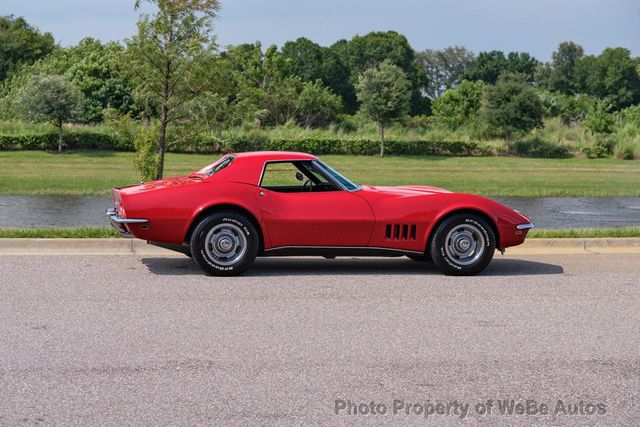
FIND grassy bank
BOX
[1,227,639,239]
[528,227,640,238]
[0,227,119,238]
[1,150,639,196]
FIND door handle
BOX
[259,191,265,197]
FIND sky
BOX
[1,0,639,60]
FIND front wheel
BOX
[429,214,495,276]
[190,212,259,276]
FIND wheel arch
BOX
[425,208,501,253]
[184,203,265,253]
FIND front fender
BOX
[423,194,529,251]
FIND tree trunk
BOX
[379,123,385,157]
[155,55,172,180]
[156,115,167,180]
[57,124,63,154]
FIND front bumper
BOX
[516,223,535,230]
[106,208,148,237]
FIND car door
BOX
[256,161,374,248]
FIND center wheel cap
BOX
[218,237,233,252]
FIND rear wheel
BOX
[190,212,259,276]
[430,213,495,276]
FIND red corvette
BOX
[107,151,533,276]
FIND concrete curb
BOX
[507,237,640,254]
[1,238,640,256]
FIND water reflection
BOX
[493,197,640,229]
[0,196,112,228]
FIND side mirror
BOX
[295,171,305,182]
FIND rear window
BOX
[197,155,235,176]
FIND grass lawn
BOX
[0,150,639,196]
[0,227,119,238]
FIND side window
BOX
[261,162,303,190]
[260,161,339,193]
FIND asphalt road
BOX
[0,253,638,426]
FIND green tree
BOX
[17,75,83,153]
[63,38,136,122]
[417,46,476,100]
[0,15,55,81]
[281,37,352,115]
[479,73,543,138]
[536,42,584,94]
[221,43,294,125]
[125,0,220,179]
[464,51,539,84]
[281,37,325,83]
[219,43,341,128]
[295,80,342,128]
[431,80,484,129]
[0,37,135,123]
[578,48,640,111]
[329,31,427,114]
[356,61,411,156]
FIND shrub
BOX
[581,137,613,158]
[613,142,638,160]
[0,133,57,150]
[0,130,568,157]
[132,124,160,181]
[617,105,640,126]
[432,80,484,129]
[512,138,570,158]
[479,73,544,138]
[584,101,615,134]
[555,94,594,125]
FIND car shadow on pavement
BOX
[483,258,564,276]
[141,257,563,277]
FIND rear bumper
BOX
[106,208,148,237]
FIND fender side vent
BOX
[386,224,417,240]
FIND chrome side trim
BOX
[516,223,535,230]
[106,208,148,224]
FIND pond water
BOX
[0,195,639,229]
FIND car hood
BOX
[359,184,452,196]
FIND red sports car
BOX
[107,151,533,276]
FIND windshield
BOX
[197,155,235,176]
[313,160,360,191]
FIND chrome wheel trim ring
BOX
[444,223,486,266]
[204,223,248,266]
